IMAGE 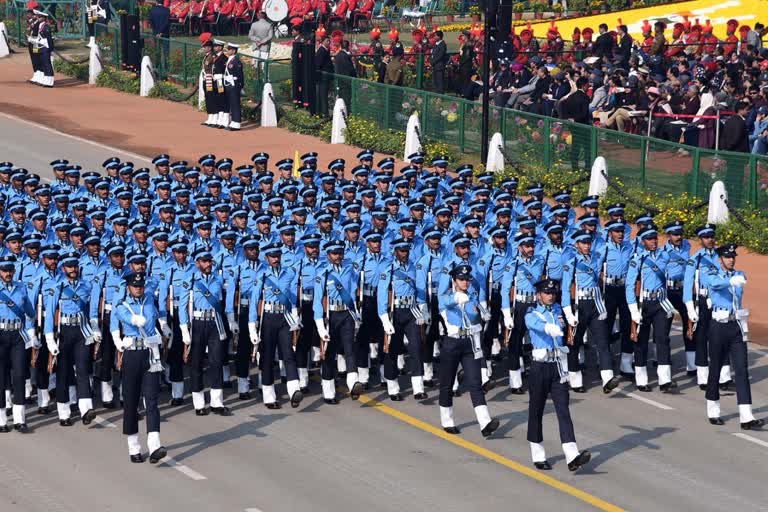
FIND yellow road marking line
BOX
[356,393,624,512]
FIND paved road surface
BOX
[1,114,768,512]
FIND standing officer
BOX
[703,244,764,429]
[222,42,244,131]
[662,221,694,375]
[437,264,499,437]
[501,233,544,394]
[45,251,97,426]
[601,220,634,378]
[314,240,363,404]
[626,226,677,393]
[377,238,428,402]
[162,237,194,406]
[113,272,167,464]
[247,243,303,409]
[525,278,591,472]
[562,230,620,394]
[0,255,38,432]
[177,248,231,416]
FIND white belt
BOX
[0,320,22,331]
[300,293,314,302]
[666,279,683,290]
[239,299,250,306]
[363,285,375,297]
[641,290,663,300]
[213,74,224,79]
[328,301,347,312]
[123,340,148,350]
[172,300,179,307]
[605,276,625,286]
[264,303,286,314]
[444,323,482,337]
[698,288,709,297]
[60,314,81,326]
[393,296,415,308]
[712,308,737,322]
[103,304,112,312]
[531,347,569,362]
[514,292,536,303]
[192,310,217,320]
[576,289,596,300]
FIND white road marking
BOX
[245,508,264,512]
[159,455,207,481]
[732,433,768,449]
[0,112,152,163]
[93,415,116,428]
[617,390,675,410]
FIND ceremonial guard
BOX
[295,234,321,391]
[32,10,54,87]
[45,251,97,426]
[626,226,677,393]
[355,230,385,386]
[162,237,194,405]
[85,0,108,47]
[26,5,41,85]
[0,255,38,432]
[223,42,244,131]
[177,248,231,416]
[113,272,167,463]
[662,221,694,375]
[525,278,590,471]
[561,229,620,394]
[601,220,634,377]
[247,243,303,409]
[313,240,363,403]
[437,264,499,437]
[703,244,763,429]
[415,227,445,388]
[200,34,218,127]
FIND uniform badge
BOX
[336,284,342,290]
[651,266,659,272]
[315,276,322,283]
[479,259,485,266]
[504,265,511,272]
[380,273,387,280]
[415,263,422,270]
[26,283,33,290]
[563,265,570,272]
[71,295,78,301]
[7,301,14,308]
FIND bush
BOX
[54,59,89,82]
[148,80,194,102]
[95,66,140,94]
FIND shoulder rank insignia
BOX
[380,273,387,280]
[315,276,322,283]
[182,282,189,289]
[478,259,485,266]
[415,263,422,270]
[563,265,570,272]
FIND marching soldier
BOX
[561,230,620,394]
[294,233,321,392]
[415,227,446,388]
[314,240,363,404]
[437,264,499,437]
[662,221,694,375]
[45,251,98,426]
[377,238,428,402]
[177,248,231,416]
[162,237,194,405]
[601,220,634,378]
[703,244,764,429]
[525,278,591,472]
[0,255,39,432]
[113,272,167,463]
[247,243,303,409]
[354,230,385,387]
[626,226,677,393]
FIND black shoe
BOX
[389,394,403,402]
[290,390,304,408]
[741,419,765,430]
[38,405,52,415]
[130,454,145,463]
[265,402,281,410]
[687,370,697,377]
[14,423,28,433]
[709,417,725,426]
[81,409,97,425]
[534,460,552,470]
[239,392,252,400]
[699,384,707,391]
[59,418,73,427]
[719,380,732,391]
[149,447,167,464]
[370,358,378,367]
[338,372,347,380]
[195,407,210,416]
[350,382,363,400]
[399,368,408,376]
[482,380,496,393]
[603,376,621,394]
[424,379,435,388]
[571,386,586,393]
[509,387,525,395]
[637,385,653,393]
[481,418,500,438]
[567,450,591,472]
[660,381,678,394]
[300,386,310,394]
[457,369,465,384]
[324,398,339,405]
[0,425,9,433]
[443,426,460,435]
[225,127,240,131]
[452,390,462,397]
[211,406,232,416]
[102,400,117,410]
[170,398,184,406]
[620,371,635,379]
[414,392,428,400]
[25,396,35,405]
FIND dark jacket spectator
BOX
[149,3,171,38]
[721,103,750,152]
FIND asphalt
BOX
[1,114,768,512]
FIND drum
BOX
[263,0,288,23]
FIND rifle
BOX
[233,266,241,351]
[251,273,266,363]
[542,249,550,280]
[483,254,496,336]
[319,269,329,360]
[502,259,520,347]
[383,261,395,354]
[184,276,194,364]
[49,282,64,374]
[32,276,43,368]
[164,267,175,362]
[685,255,702,339]
[567,258,578,345]
[93,272,107,360]
[600,244,608,295]
[292,261,303,350]
[357,252,367,315]
[630,256,646,342]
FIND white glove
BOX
[180,324,191,345]
[287,308,301,332]
[729,275,746,287]
[502,307,514,330]
[478,301,492,322]
[314,319,331,342]
[158,318,173,339]
[418,303,429,321]
[91,329,102,344]
[227,313,239,334]
[45,333,59,356]
[379,314,395,336]
[685,301,699,323]
[563,306,578,328]
[248,321,260,345]
[130,314,146,328]
[544,322,564,337]
[89,318,100,332]
[25,329,40,349]
[111,330,124,351]
[628,303,642,325]
[453,292,469,305]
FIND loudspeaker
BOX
[120,13,142,72]
[496,0,513,38]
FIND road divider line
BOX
[615,390,675,410]
[159,455,207,481]
[733,432,768,449]
[356,394,624,512]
